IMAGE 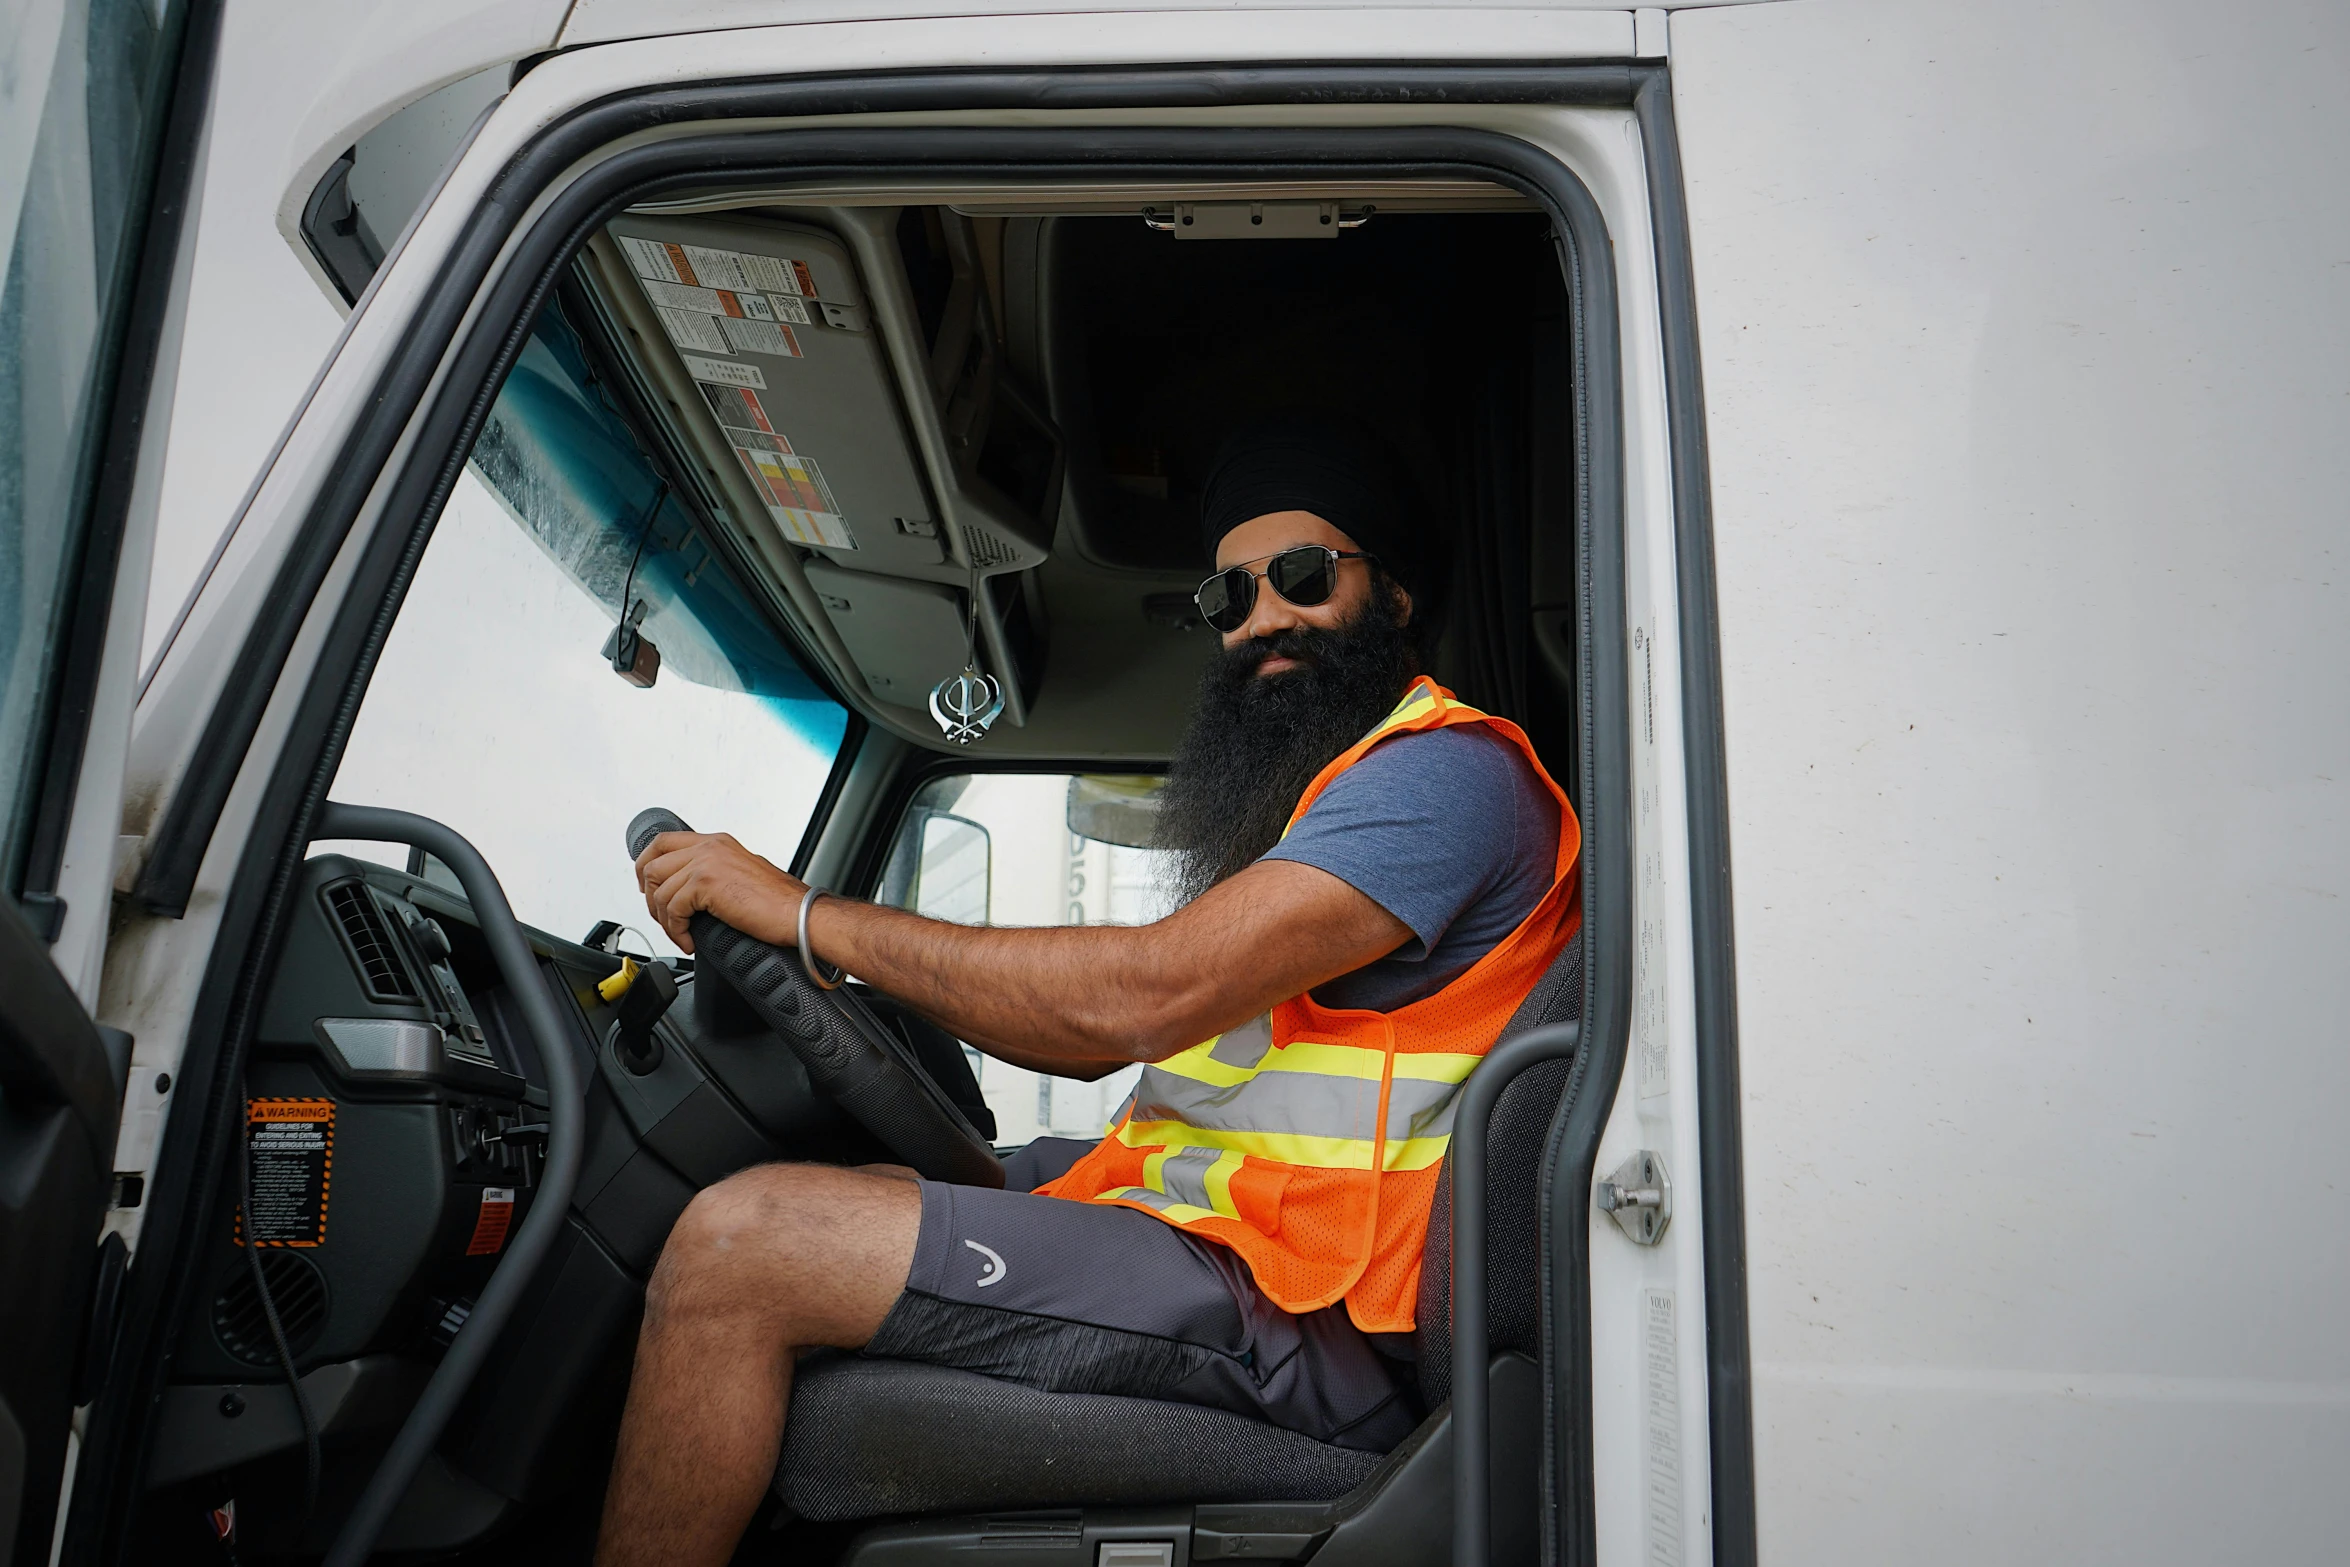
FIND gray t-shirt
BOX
[1261,723,1562,1012]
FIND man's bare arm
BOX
[634,832,1409,1069]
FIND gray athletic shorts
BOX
[861,1139,1416,1452]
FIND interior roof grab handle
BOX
[308,802,587,1567]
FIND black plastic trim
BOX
[1634,68,1756,1567]
[1455,1022,1583,1567]
[297,149,383,305]
[791,712,871,879]
[79,69,1651,1567]
[15,0,222,907]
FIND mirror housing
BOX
[1064,774,1163,850]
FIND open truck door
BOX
[0,1,220,1558]
[43,9,1737,1561]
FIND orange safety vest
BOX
[1039,677,1583,1332]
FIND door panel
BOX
[0,894,123,1563]
[1,0,216,1559]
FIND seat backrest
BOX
[1413,931,1583,1408]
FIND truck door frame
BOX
[75,61,1750,1567]
[0,0,223,1558]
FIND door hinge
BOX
[1596,1149,1673,1245]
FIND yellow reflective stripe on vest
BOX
[1117,1118,1376,1170]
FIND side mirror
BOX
[912,812,991,924]
[1065,774,1163,850]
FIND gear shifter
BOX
[612,960,677,1074]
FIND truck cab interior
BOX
[117,168,1609,1566]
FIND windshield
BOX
[322,301,849,952]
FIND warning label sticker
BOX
[639,277,726,315]
[767,257,819,299]
[698,381,779,437]
[718,316,802,358]
[243,1099,333,1247]
[682,354,764,389]
[467,1187,516,1257]
[655,305,730,355]
[617,234,682,283]
[737,447,853,550]
[620,235,826,364]
[680,244,755,294]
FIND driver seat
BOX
[771,936,1583,1562]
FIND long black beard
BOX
[1155,584,1419,906]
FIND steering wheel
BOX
[626,808,1004,1188]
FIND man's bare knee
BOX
[647,1163,920,1347]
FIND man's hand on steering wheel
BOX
[635,831,805,954]
[631,817,1409,1074]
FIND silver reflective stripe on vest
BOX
[1154,1147,1226,1210]
[1206,1013,1274,1070]
[1129,1061,1379,1140]
[1128,1056,1471,1145]
[1385,1076,1467,1143]
[1114,1185,1190,1215]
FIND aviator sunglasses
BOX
[1193,545,1375,633]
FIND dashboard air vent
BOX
[213,1250,329,1366]
[326,881,416,1001]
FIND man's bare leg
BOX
[595,1163,921,1567]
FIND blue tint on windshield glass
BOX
[469,301,844,750]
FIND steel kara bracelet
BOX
[796,887,845,990]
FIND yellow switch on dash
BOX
[597,956,640,1003]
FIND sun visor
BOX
[600,215,937,573]
[578,210,1058,734]
[801,562,969,707]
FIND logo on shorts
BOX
[963,1239,1006,1288]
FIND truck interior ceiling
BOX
[129,180,1590,1563]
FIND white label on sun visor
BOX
[766,292,812,325]
[774,506,855,550]
[655,307,730,355]
[719,316,801,358]
[681,245,754,294]
[738,446,853,550]
[618,235,682,283]
[684,354,765,389]
[735,250,790,294]
[639,277,726,314]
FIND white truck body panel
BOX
[1673,0,2350,1560]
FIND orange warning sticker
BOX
[467,1187,516,1257]
[242,1098,333,1247]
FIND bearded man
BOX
[597,418,1582,1567]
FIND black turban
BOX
[1198,415,1440,616]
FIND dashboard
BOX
[146,853,988,1546]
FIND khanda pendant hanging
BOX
[929,565,1004,745]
